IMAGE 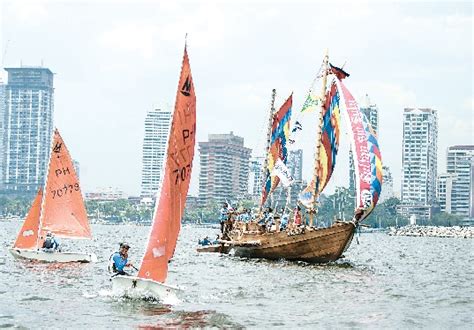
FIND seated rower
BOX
[109,243,134,276]
[199,236,212,246]
[42,231,60,252]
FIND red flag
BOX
[329,63,350,80]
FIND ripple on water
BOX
[20,296,52,302]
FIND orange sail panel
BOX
[138,47,196,283]
[13,189,43,249]
[39,129,92,239]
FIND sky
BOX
[0,0,472,197]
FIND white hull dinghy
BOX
[10,129,96,263]
[111,276,179,302]
[9,248,97,263]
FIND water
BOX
[1,221,473,329]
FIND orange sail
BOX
[39,129,92,240]
[138,46,196,283]
[13,189,43,249]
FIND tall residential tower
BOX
[2,67,54,194]
[140,108,172,198]
[198,132,251,205]
[437,145,474,217]
[400,108,438,222]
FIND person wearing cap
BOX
[42,231,60,252]
[109,243,134,276]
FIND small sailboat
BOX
[223,51,383,262]
[111,44,196,301]
[10,129,97,263]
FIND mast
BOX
[36,129,55,249]
[308,50,329,226]
[259,89,276,211]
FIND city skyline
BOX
[0,1,471,196]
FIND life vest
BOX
[43,237,54,249]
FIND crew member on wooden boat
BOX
[239,209,251,222]
[293,205,302,226]
[265,207,275,231]
[279,207,289,230]
[219,202,231,234]
[109,243,134,276]
[42,231,60,252]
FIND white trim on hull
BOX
[9,248,97,263]
[111,275,180,303]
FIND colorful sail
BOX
[336,79,382,220]
[138,46,196,283]
[260,94,292,207]
[298,81,341,208]
[13,189,43,249]
[39,129,92,240]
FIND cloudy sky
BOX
[1,0,472,196]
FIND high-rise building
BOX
[349,94,379,194]
[400,108,438,222]
[287,149,303,182]
[2,67,54,194]
[0,79,5,190]
[437,173,456,214]
[249,156,264,199]
[443,145,473,217]
[140,108,172,198]
[379,165,394,202]
[198,132,251,205]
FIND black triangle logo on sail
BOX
[53,143,62,153]
[180,76,192,96]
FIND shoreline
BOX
[388,225,473,238]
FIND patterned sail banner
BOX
[260,94,292,207]
[314,81,341,196]
[336,79,382,220]
[298,81,341,207]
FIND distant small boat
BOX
[111,43,196,301]
[196,243,231,254]
[9,129,97,263]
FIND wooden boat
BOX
[226,222,355,262]
[9,129,97,263]
[223,51,383,263]
[112,43,196,302]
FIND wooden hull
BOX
[227,221,356,263]
[111,275,180,303]
[196,244,231,254]
[9,248,97,263]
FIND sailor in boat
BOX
[264,207,275,231]
[198,236,212,246]
[279,207,289,231]
[219,202,231,234]
[42,231,60,252]
[109,243,135,276]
